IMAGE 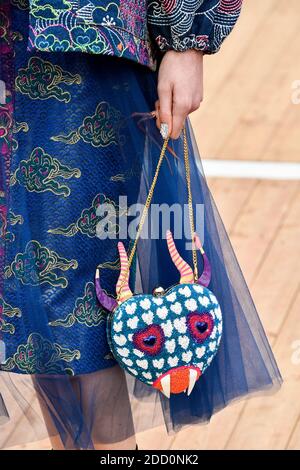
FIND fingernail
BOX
[160,123,169,139]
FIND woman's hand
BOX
[155,49,204,139]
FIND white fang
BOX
[160,375,171,399]
[187,369,198,396]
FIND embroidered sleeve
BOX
[147,0,243,54]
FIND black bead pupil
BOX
[143,335,156,347]
[196,321,208,333]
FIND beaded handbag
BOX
[95,128,222,398]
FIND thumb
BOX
[157,82,173,138]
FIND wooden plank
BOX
[287,419,300,450]
[207,178,257,234]
[250,185,300,336]
[169,401,245,450]
[220,19,300,162]
[198,0,278,94]
[263,100,300,162]
[225,289,300,450]
[229,180,299,286]
[191,0,300,160]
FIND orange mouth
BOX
[153,366,201,397]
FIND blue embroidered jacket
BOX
[28,1,243,70]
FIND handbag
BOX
[95,127,222,398]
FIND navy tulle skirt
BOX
[0,3,282,449]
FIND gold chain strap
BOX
[183,126,198,280]
[116,125,197,301]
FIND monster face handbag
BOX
[95,128,223,398]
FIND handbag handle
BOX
[116,125,198,301]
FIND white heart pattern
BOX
[113,321,123,333]
[142,372,152,380]
[185,298,198,312]
[199,296,210,307]
[196,346,205,359]
[182,351,193,363]
[142,311,154,325]
[114,334,127,346]
[178,286,191,297]
[140,298,151,310]
[156,306,168,320]
[174,317,187,333]
[170,302,182,315]
[117,347,129,358]
[178,335,190,350]
[161,320,173,337]
[136,359,148,370]
[153,358,164,369]
[166,292,176,302]
[127,316,139,329]
[165,339,176,354]
[193,284,204,294]
[125,303,137,315]
[209,341,217,352]
[122,358,133,367]
[168,356,179,368]
[153,297,163,305]
[133,348,144,358]
[127,367,138,376]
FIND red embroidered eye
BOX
[187,312,214,343]
[133,325,165,356]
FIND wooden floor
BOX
[140,0,300,450]
[5,0,300,450]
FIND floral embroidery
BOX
[28,1,155,69]
[10,147,81,197]
[49,281,106,328]
[28,1,242,69]
[0,332,80,374]
[4,240,78,287]
[148,0,242,54]
[51,101,122,147]
[48,193,125,238]
[15,56,82,103]
[76,2,123,29]
[0,296,22,335]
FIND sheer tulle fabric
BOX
[0,3,281,450]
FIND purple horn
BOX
[193,233,211,287]
[95,268,118,312]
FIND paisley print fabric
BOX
[26,1,242,70]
